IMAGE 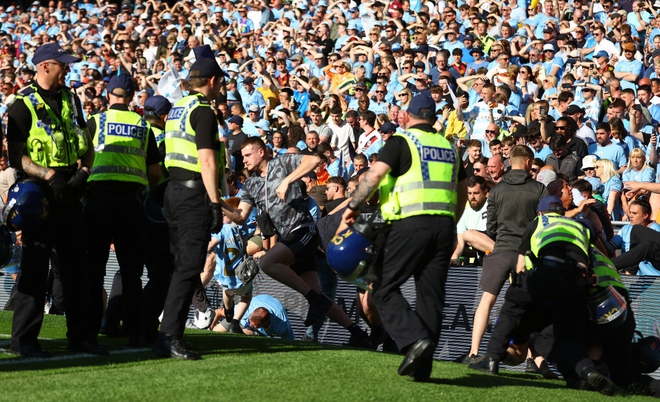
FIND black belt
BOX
[171,179,205,190]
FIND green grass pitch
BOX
[0,312,654,401]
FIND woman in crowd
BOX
[595,158,623,220]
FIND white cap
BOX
[543,44,555,52]
[581,155,598,170]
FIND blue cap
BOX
[347,20,359,31]
[318,0,328,6]
[190,57,226,78]
[349,7,359,12]
[5,23,14,29]
[407,94,436,119]
[537,195,565,213]
[415,44,429,54]
[32,42,81,65]
[0,13,8,18]
[515,28,527,37]
[380,122,396,133]
[256,120,270,131]
[162,12,173,20]
[68,72,80,81]
[228,115,244,125]
[214,6,223,13]
[144,95,172,117]
[107,74,135,97]
[193,44,215,60]
[594,50,609,58]
[391,43,402,51]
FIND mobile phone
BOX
[539,105,547,119]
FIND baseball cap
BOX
[537,195,565,213]
[415,44,429,55]
[536,170,557,186]
[107,74,135,97]
[543,27,554,34]
[256,120,270,132]
[162,12,173,20]
[380,122,396,133]
[407,94,435,119]
[622,42,636,52]
[143,95,172,117]
[228,115,244,125]
[581,155,598,170]
[32,42,81,65]
[564,105,585,115]
[594,50,609,58]
[452,48,463,56]
[543,44,555,52]
[470,47,483,56]
[248,104,260,112]
[511,124,527,137]
[227,63,239,73]
[391,43,402,52]
[243,76,254,85]
[190,57,224,78]
[349,7,359,12]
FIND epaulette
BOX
[198,98,211,105]
[18,86,36,96]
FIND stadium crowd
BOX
[1,0,660,396]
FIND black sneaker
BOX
[346,329,373,349]
[304,292,333,326]
[228,319,243,334]
[461,353,485,365]
[578,361,618,396]
[67,341,109,356]
[525,357,539,373]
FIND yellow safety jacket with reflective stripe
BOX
[88,109,150,185]
[379,128,459,222]
[525,213,590,269]
[153,126,164,147]
[18,85,88,167]
[589,247,628,294]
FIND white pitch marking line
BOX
[0,347,151,366]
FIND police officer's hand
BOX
[210,202,223,233]
[47,172,69,203]
[67,169,89,190]
[342,205,360,226]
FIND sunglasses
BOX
[375,90,385,93]
[555,126,567,130]
[473,168,481,172]
[485,129,498,134]
[531,167,540,173]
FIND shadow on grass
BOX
[0,331,343,372]
[426,372,565,390]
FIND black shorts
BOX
[479,250,518,295]
[279,225,319,275]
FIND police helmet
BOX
[137,181,168,224]
[326,219,378,290]
[2,180,49,231]
[587,285,628,327]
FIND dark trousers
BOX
[12,195,91,350]
[306,253,338,339]
[160,183,211,338]
[102,219,174,340]
[486,273,552,361]
[373,215,453,352]
[86,188,146,337]
[527,257,590,378]
[611,225,660,270]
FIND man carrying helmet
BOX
[6,42,101,357]
[342,94,468,381]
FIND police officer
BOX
[342,94,468,381]
[6,42,103,357]
[85,74,162,347]
[141,95,175,342]
[520,196,619,394]
[152,48,228,360]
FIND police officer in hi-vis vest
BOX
[342,94,468,381]
[85,74,162,347]
[6,43,101,357]
[152,47,231,360]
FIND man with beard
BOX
[451,176,494,265]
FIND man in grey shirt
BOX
[222,137,371,346]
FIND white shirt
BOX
[456,199,488,234]
[328,120,355,163]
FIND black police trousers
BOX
[12,191,91,350]
[86,185,146,338]
[373,215,454,354]
[160,182,211,338]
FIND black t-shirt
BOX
[8,84,87,144]
[228,130,248,172]
[324,196,347,215]
[167,92,221,180]
[377,124,467,182]
[86,103,161,167]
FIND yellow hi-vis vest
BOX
[88,109,150,185]
[153,126,164,147]
[379,128,459,222]
[163,93,224,174]
[18,85,88,167]
[589,247,628,294]
[525,213,590,269]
